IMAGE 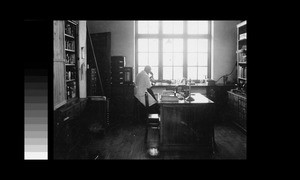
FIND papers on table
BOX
[160,90,178,102]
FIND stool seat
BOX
[145,91,160,155]
[148,114,159,120]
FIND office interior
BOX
[53,20,247,159]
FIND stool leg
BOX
[145,125,148,145]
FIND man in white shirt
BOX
[134,65,159,115]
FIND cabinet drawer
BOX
[62,107,74,122]
[73,103,80,118]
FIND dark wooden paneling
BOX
[227,91,247,132]
[110,85,135,124]
[160,104,214,149]
[54,98,88,159]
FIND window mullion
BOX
[183,21,187,79]
[158,21,163,80]
[207,21,212,79]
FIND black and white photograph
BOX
[52,20,247,160]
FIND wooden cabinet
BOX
[225,20,247,133]
[54,20,81,110]
[54,21,66,109]
[64,20,79,102]
[227,90,247,132]
[236,21,247,91]
[158,93,215,155]
[206,84,236,122]
[110,84,135,124]
[54,98,88,159]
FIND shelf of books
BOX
[64,20,78,101]
[236,21,247,87]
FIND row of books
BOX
[65,70,76,80]
[66,53,75,64]
[238,53,247,62]
[65,23,75,37]
[239,33,247,40]
[238,66,247,79]
[66,82,76,99]
[65,40,75,51]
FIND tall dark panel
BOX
[87,32,111,98]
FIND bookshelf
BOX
[236,20,247,89]
[226,20,247,133]
[64,20,79,101]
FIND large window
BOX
[136,20,211,80]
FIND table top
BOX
[152,82,236,88]
[157,93,214,104]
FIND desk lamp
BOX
[185,79,194,101]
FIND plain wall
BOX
[87,20,240,83]
[87,20,135,67]
[212,21,240,84]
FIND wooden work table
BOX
[157,93,216,155]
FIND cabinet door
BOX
[78,21,87,98]
[54,21,66,109]
[53,21,64,60]
[54,61,66,109]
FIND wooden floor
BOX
[68,119,247,160]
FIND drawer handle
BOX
[63,117,70,121]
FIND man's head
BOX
[144,65,152,75]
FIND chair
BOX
[144,91,160,153]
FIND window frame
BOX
[135,20,212,81]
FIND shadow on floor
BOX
[76,120,247,160]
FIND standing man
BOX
[134,65,159,114]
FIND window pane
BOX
[148,53,158,66]
[198,67,207,80]
[173,53,183,66]
[187,21,198,34]
[138,21,148,34]
[163,67,173,80]
[173,21,183,34]
[198,53,208,66]
[198,21,208,34]
[163,39,173,52]
[148,39,158,52]
[188,39,197,52]
[188,67,197,80]
[163,53,173,66]
[162,21,173,34]
[188,21,208,34]
[173,67,183,80]
[148,21,159,34]
[198,39,208,52]
[138,53,148,66]
[173,39,183,52]
[151,66,158,80]
[138,39,148,52]
[188,53,197,66]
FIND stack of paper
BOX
[160,95,178,102]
